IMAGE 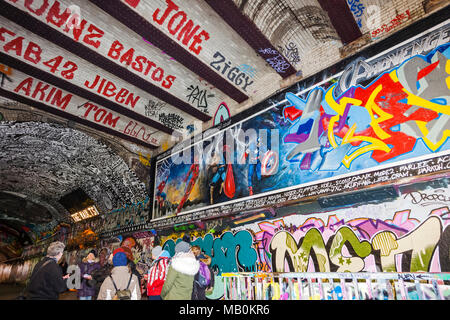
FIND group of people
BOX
[22,240,214,300]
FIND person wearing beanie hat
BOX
[151,246,163,260]
[112,252,128,267]
[89,249,97,258]
[146,247,172,300]
[113,246,140,290]
[175,241,191,254]
[97,251,141,300]
[78,249,100,300]
[160,244,200,300]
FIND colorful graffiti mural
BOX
[160,184,450,278]
[154,22,450,218]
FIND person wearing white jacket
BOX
[160,241,200,300]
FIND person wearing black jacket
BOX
[27,241,69,300]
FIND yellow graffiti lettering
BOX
[341,123,391,168]
[446,59,450,90]
[325,84,363,116]
[364,84,393,140]
[325,84,362,149]
[326,84,395,168]
[138,152,151,167]
[415,120,450,151]
[402,88,450,115]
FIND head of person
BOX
[86,249,97,263]
[174,241,191,256]
[113,247,133,262]
[107,253,114,265]
[99,248,110,266]
[191,245,201,257]
[46,241,65,262]
[151,246,162,260]
[112,252,128,268]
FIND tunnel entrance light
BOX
[71,205,99,222]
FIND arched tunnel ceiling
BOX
[0,121,148,226]
[0,0,448,235]
[0,191,53,224]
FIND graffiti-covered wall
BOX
[161,182,450,278]
[153,20,450,221]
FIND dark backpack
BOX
[109,274,133,300]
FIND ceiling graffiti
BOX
[0,121,148,228]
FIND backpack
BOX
[109,274,133,300]
[196,261,211,288]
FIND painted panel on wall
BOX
[154,21,450,219]
[161,183,450,276]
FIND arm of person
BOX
[160,266,176,299]
[50,262,68,294]
[200,254,212,266]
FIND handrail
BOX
[221,272,450,281]
[221,272,450,300]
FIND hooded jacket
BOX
[160,252,200,300]
[97,266,141,300]
[147,257,170,297]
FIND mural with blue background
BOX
[154,22,450,218]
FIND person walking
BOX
[26,241,69,300]
[78,249,100,300]
[160,241,199,300]
[97,251,141,300]
[146,246,171,300]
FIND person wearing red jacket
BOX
[146,246,171,300]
